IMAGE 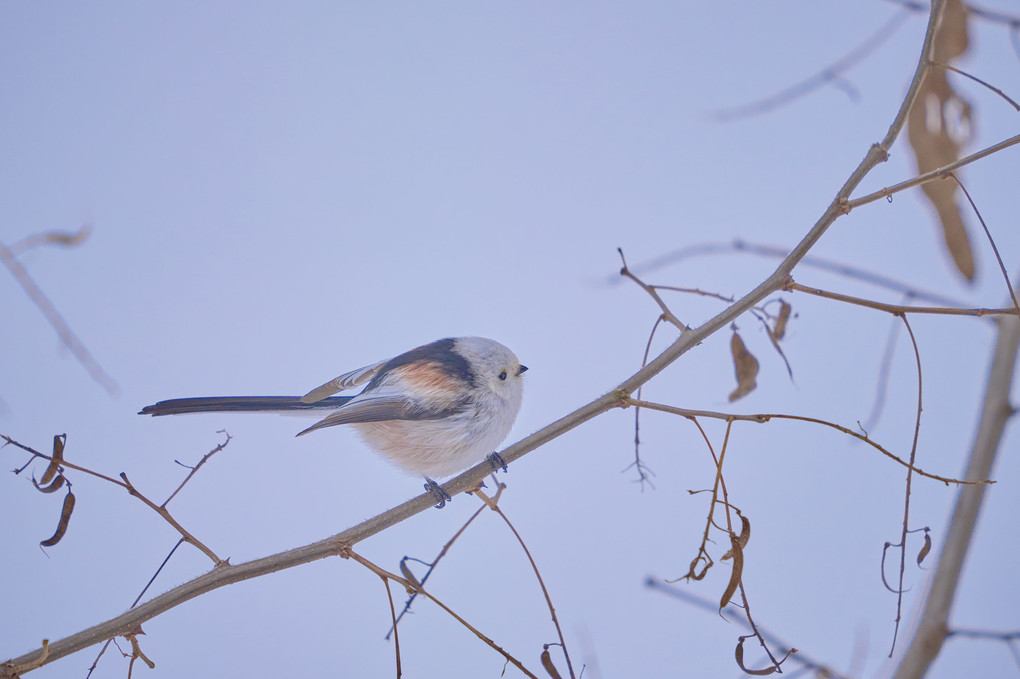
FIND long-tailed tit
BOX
[140,337,527,506]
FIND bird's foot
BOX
[486,451,508,473]
[424,478,452,509]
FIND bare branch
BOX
[786,279,1017,317]
[934,61,1020,110]
[888,314,925,655]
[706,9,911,121]
[891,313,1020,678]
[845,133,1020,211]
[3,434,224,565]
[624,398,983,486]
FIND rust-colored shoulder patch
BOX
[393,361,463,399]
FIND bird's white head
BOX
[453,336,527,415]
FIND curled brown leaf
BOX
[728,331,760,402]
[905,0,975,280]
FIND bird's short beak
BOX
[517,365,528,375]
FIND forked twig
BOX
[386,501,487,638]
[86,539,187,678]
[846,134,1020,211]
[4,434,225,564]
[344,549,538,679]
[623,398,984,486]
[4,3,981,674]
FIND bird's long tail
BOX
[139,396,354,416]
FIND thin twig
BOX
[163,432,232,508]
[950,173,1020,315]
[85,539,186,678]
[618,248,688,331]
[1,4,963,673]
[933,61,1020,110]
[646,579,853,679]
[891,310,1020,678]
[490,503,576,679]
[345,550,538,679]
[707,9,912,121]
[8,225,92,256]
[863,311,904,432]
[0,239,118,395]
[3,434,223,564]
[947,629,1020,672]
[386,502,487,639]
[624,398,984,486]
[713,424,792,674]
[786,279,1017,317]
[845,133,1020,211]
[612,240,968,309]
[625,314,667,489]
[382,577,401,678]
[888,314,924,656]
[669,417,720,583]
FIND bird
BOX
[139,337,527,506]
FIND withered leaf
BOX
[34,473,65,494]
[734,635,776,676]
[37,434,66,486]
[917,532,932,566]
[399,559,422,590]
[723,514,751,561]
[540,648,562,679]
[719,534,744,613]
[728,331,760,402]
[905,0,975,280]
[773,300,792,340]
[41,489,76,547]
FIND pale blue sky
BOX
[2,3,1018,677]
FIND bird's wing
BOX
[295,389,466,437]
[300,359,389,404]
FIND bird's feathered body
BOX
[140,337,526,478]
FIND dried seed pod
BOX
[723,514,751,561]
[540,648,562,679]
[36,434,66,488]
[41,489,76,547]
[34,473,66,494]
[719,534,744,613]
[917,532,932,566]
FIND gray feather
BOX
[295,396,465,436]
[139,396,354,416]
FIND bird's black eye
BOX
[498,370,508,381]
